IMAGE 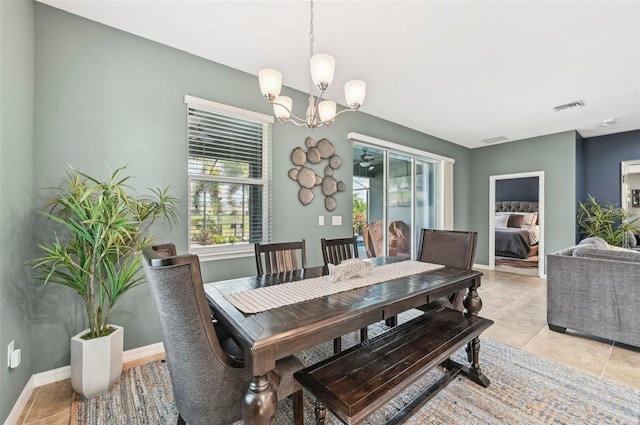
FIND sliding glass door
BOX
[353,143,439,259]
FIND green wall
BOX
[30,3,471,376]
[0,0,35,422]
[0,3,588,421]
[468,131,578,265]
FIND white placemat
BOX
[224,261,444,314]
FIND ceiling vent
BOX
[552,100,585,112]
[481,136,509,144]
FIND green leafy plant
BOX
[577,194,638,246]
[29,166,179,339]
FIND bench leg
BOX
[443,337,490,388]
[314,400,326,425]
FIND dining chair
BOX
[321,236,359,266]
[254,239,307,275]
[142,243,304,425]
[417,229,478,311]
[320,236,369,354]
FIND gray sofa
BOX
[547,237,640,348]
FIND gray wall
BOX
[469,131,578,265]
[29,3,472,377]
[0,0,35,422]
[495,177,539,202]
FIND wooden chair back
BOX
[254,239,307,275]
[321,236,359,266]
[417,229,478,269]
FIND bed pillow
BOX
[495,214,509,229]
[521,212,538,227]
[507,214,524,228]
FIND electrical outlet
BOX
[7,340,14,368]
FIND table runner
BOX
[224,260,444,314]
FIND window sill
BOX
[190,244,255,262]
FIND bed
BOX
[495,201,539,259]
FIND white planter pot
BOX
[70,325,124,398]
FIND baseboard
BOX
[473,263,490,270]
[3,342,165,425]
[3,376,35,425]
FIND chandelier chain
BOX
[309,0,314,56]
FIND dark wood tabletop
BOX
[203,256,483,425]
[204,257,482,375]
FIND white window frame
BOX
[185,95,273,261]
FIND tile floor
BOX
[15,270,640,424]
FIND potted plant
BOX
[29,165,178,397]
[577,194,639,247]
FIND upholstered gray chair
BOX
[142,244,304,425]
[417,229,478,311]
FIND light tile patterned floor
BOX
[16,270,640,424]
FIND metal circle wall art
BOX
[288,137,345,211]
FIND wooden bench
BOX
[294,307,494,425]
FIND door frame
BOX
[489,171,545,278]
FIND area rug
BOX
[73,313,640,425]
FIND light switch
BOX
[318,216,325,226]
[332,216,342,226]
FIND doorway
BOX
[489,171,545,278]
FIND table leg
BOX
[242,374,277,425]
[314,400,327,425]
[463,281,482,362]
[457,278,490,387]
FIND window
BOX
[185,95,273,260]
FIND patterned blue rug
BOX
[74,313,640,424]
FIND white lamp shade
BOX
[345,80,366,109]
[273,96,292,121]
[259,69,282,100]
[318,101,337,123]
[310,54,335,90]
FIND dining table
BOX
[204,256,485,425]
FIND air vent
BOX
[481,136,509,144]
[553,100,585,112]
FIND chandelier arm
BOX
[269,100,309,124]
[316,107,356,125]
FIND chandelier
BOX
[258,0,366,129]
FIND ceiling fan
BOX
[355,148,377,169]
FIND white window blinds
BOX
[186,96,272,255]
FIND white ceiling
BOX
[38,0,640,149]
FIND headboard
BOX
[495,201,539,213]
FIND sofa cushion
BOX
[572,247,640,263]
[578,237,609,249]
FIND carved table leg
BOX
[242,374,277,425]
[463,282,483,362]
[315,400,327,425]
[456,277,491,388]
